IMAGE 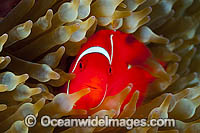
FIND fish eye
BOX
[109,67,112,74]
[79,62,83,69]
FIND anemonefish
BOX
[63,30,157,111]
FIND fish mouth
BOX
[86,85,98,90]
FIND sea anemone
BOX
[0,0,200,133]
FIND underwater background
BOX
[0,0,200,132]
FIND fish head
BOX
[65,47,111,110]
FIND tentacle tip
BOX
[91,16,96,19]
[127,83,134,89]
[135,90,140,95]
[32,87,42,95]
[24,20,33,31]
[46,9,54,19]
[147,7,152,13]
[60,46,66,50]
[21,74,29,81]
[47,9,53,15]
[0,33,8,44]
[1,33,8,39]
[34,98,46,109]
[49,71,60,80]
[85,87,91,93]
[75,23,80,27]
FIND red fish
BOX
[63,30,156,111]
